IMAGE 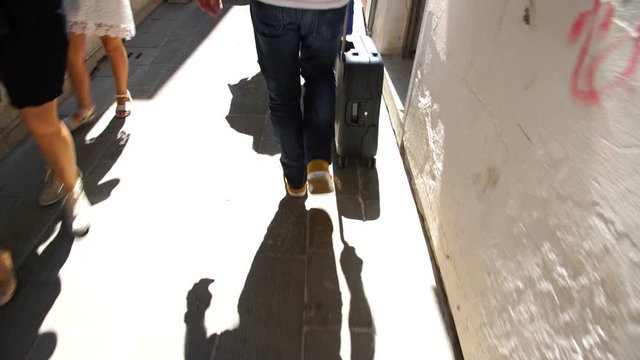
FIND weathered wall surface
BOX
[0,0,161,160]
[401,0,640,358]
[368,0,412,55]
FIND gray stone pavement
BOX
[0,2,460,360]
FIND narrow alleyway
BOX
[0,2,458,359]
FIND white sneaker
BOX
[38,168,65,206]
[39,168,83,206]
[64,178,91,237]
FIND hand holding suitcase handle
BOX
[341,0,354,56]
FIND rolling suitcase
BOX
[334,32,384,169]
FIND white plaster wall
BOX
[401,0,640,358]
[369,0,412,55]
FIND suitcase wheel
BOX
[337,155,346,168]
[367,157,376,169]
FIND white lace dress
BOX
[64,0,136,40]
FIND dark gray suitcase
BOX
[335,34,384,169]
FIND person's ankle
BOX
[285,178,307,197]
[307,159,330,173]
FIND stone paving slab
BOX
[212,198,307,360]
[308,208,334,253]
[303,328,341,360]
[334,159,381,221]
[213,256,306,360]
[124,33,167,49]
[305,253,342,327]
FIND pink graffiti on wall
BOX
[569,0,640,104]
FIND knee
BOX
[23,117,63,139]
[20,106,62,137]
[67,41,85,61]
[102,37,124,56]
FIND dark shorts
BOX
[0,2,68,109]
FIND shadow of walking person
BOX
[339,238,375,360]
[184,197,376,359]
[225,73,280,156]
[214,196,315,359]
[0,227,74,360]
[76,116,131,205]
[184,196,340,359]
[184,278,217,360]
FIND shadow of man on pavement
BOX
[185,196,316,359]
[184,196,376,359]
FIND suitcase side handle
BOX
[346,100,370,126]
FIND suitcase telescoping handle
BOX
[340,1,351,57]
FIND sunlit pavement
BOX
[0,2,459,359]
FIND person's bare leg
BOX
[67,32,94,120]
[22,100,91,235]
[101,35,130,116]
[21,100,78,191]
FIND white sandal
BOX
[115,90,132,118]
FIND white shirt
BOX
[257,0,350,10]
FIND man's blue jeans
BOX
[250,0,346,189]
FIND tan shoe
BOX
[306,159,334,195]
[0,250,16,306]
[284,178,307,197]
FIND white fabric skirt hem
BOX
[68,20,136,40]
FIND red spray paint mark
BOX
[569,0,640,104]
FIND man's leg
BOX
[299,7,346,194]
[250,0,306,190]
[300,7,345,164]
